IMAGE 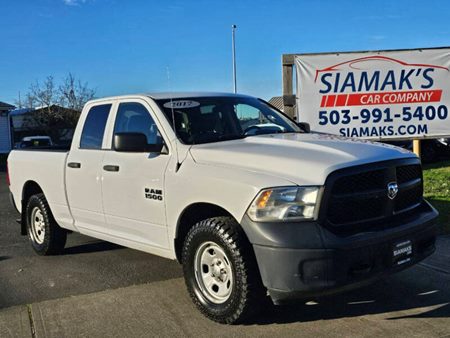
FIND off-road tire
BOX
[182,216,266,324]
[26,193,67,255]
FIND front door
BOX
[101,100,171,250]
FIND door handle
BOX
[103,165,120,172]
[67,162,81,169]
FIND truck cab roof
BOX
[86,92,254,104]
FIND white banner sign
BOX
[295,48,450,139]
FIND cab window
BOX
[113,102,163,145]
[80,104,112,149]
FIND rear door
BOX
[101,99,171,249]
[66,102,113,232]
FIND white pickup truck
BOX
[8,92,438,323]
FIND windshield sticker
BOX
[163,100,200,109]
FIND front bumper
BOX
[241,201,438,304]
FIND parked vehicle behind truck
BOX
[16,136,53,149]
[384,138,450,163]
[7,93,438,323]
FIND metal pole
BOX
[413,139,421,158]
[232,24,237,93]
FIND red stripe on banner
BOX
[335,94,347,106]
[325,95,337,107]
[346,93,365,106]
[320,95,326,107]
[345,90,442,106]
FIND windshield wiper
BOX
[217,134,247,141]
[191,134,246,144]
[280,130,303,134]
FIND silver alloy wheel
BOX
[194,241,234,304]
[30,207,45,244]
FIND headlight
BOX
[246,186,320,222]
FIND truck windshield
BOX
[156,96,301,144]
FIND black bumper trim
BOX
[242,201,439,304]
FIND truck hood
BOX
[189,133,416,186]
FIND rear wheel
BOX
[26,193,67,255]
[182,216,266,324]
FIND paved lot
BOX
[0,174,182,309]
[0,173,449,337]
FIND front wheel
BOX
[181,216,266,324]
[26,193,67,255]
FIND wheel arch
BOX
[20,180,45,235]
[174,202,247,262]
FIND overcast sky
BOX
[1,0,449,104]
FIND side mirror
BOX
[297,122,310,133]
[113,132,164,153]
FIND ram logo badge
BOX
[387,182,399,200]
[145,188,163,201]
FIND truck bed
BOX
[8,149,75,231]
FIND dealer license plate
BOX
[392,240,413,266]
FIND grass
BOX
[423,160,450,234]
